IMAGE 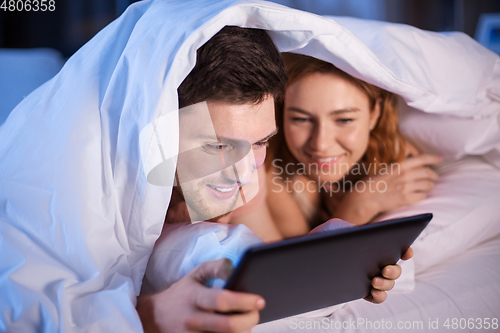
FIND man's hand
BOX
[137,259,265,333]
[365,248,414,303]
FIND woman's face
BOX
[283,72,380,183]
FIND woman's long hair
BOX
[266,53,407,178]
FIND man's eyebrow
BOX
[217,128,278,145]
[255,128,278,143]
[287,106,360,115]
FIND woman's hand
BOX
[365,248,413,303]
[374,154,441,212]
[332,154,442,225]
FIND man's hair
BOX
[178,26,287,108]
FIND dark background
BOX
[1,0,499,57]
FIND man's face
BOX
[176,96,276,222]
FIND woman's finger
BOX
[401,154,442,171]
[406,179,436,193]
[396,190,427,206]
[401,247,413,260]
[381,264,402,280]
[365,289,388,304]
[401,166,439,183]
[372,276,396,291]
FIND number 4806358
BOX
[1,0,56,11]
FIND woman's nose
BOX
[308,122,334,152]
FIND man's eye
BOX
[206,144,230,151]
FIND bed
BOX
[0,1,499,332]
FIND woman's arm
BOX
[265,171,311,238]
[329,151,441,225]
[228,167,283,242]
[229,202,283,242]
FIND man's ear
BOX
[369,98,382,130]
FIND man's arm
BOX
[137,259,265,333]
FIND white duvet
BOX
[0,0,498,331]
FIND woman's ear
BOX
[369,98,382,131]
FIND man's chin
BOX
[206,211,232,223]
[182,183,240,223]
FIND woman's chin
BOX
[307,174,347,188]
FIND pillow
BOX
[328,16,500,118]
[374,155,500,273]
[0,48,64,125]
[398,101,500,168]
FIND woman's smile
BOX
[304,152,346,168]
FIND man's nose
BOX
[308,122,334,152]
[221,151,255,185]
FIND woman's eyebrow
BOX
[287,106,311,115]
[330,108,360,115]
[287,106,360,115]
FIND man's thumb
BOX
[189,258,234,283]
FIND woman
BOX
[259,53,441,238]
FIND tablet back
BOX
[224,213,432,323]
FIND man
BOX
[136,26,408,333]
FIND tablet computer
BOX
[224,213,432,323]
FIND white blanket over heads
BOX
[0,0,498,331]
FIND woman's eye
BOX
[336,118,354,124]
[291,117,310,123]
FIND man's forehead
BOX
[209,97,275,133]
[179,98,276,143]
